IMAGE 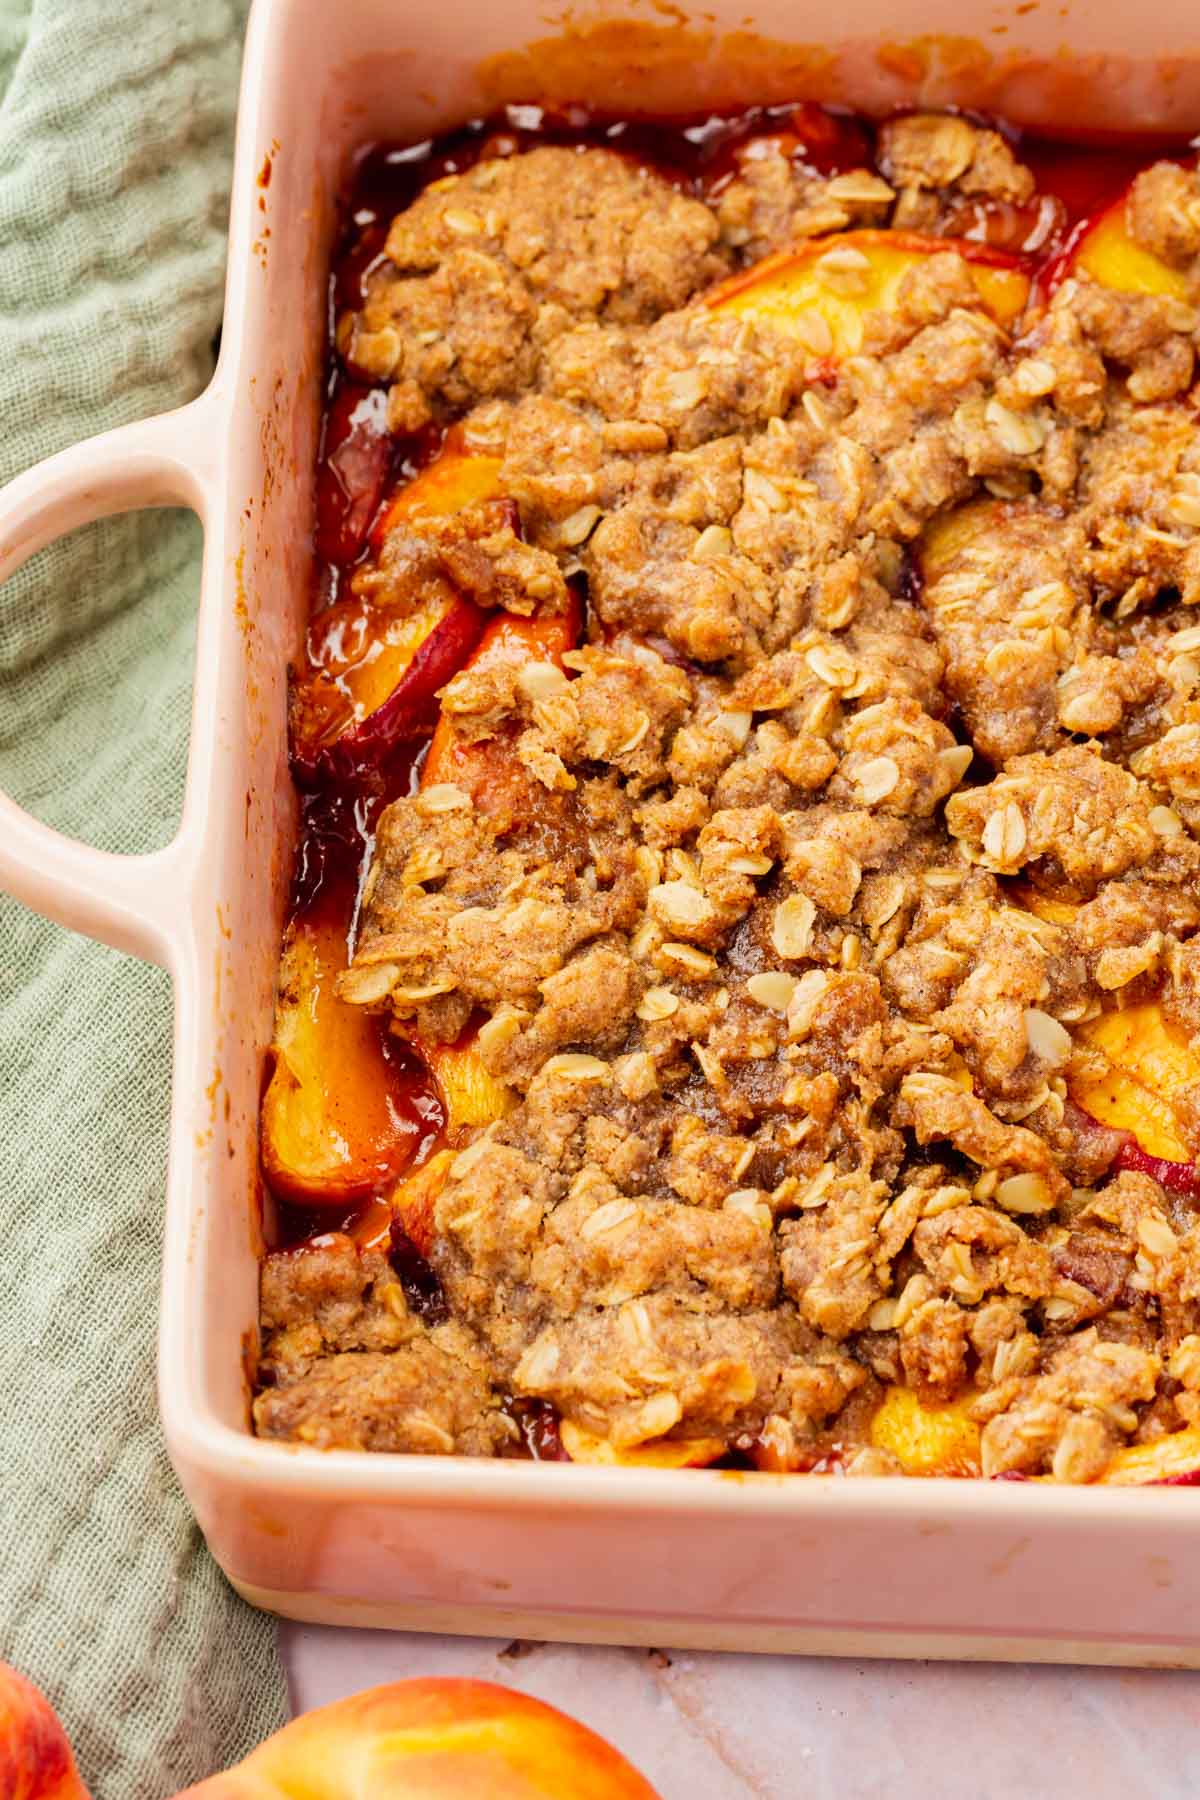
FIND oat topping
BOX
[257,119,1200,1482]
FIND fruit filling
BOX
[254,106,1200,1485]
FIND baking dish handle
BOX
[0,399,215,970]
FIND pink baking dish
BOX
[3,0,1200,1665]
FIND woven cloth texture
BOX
[0,2,288,1792]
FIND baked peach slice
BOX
[1097,1427,1200,1487]
[1072,1004,1200,1193]
[0,1663,89,1800]
[420,588,585,805]
[291,590,485,788]
[917,492,1005,576]
[313,380,393,567]
[420,1035,513,1131]
[292,433,507,785]
[368,428,503,549]
[560,1420,726,1469]
[270,599,580,1214]
[260,914,427,1207]
[998,889,1200,1191]
[1052,186,1191,303]
[868,1384,982,1477]
[387,601,583,1241]
[706,229,1031,358]
[388,1147,456,1259]
[389,1041,515,1256]
[284,962,516,1243]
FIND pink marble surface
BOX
[281,1621,1200,1797]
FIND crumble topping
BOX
[257,123,1200,1480]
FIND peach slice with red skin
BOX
[313,380,393,567]
[389,1042,515,1256]
[369,430,503,550]
[290,591,486,789]
[269,452,542,1205]
[706,229,1031,359]
[293,437,507,785]
[270,593,580,1220]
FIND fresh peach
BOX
[0,1665,89,1800]
[560,1420,726,1469]
[868,1384,982,1477]
[178,1678,660,1800]
[707,229,1031,359]
[260,916,424,1206]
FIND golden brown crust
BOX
[262,133,1200,1478]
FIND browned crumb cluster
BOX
[258,118,1200,1482]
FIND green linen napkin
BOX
[0,2,289,1793]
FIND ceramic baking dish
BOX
[3,0,1200,1665]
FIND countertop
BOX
[281,1621,1200,1797]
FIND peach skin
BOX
[265,442,535,1199]
[177,1678,660,1800]
[0,1665,90,1800]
